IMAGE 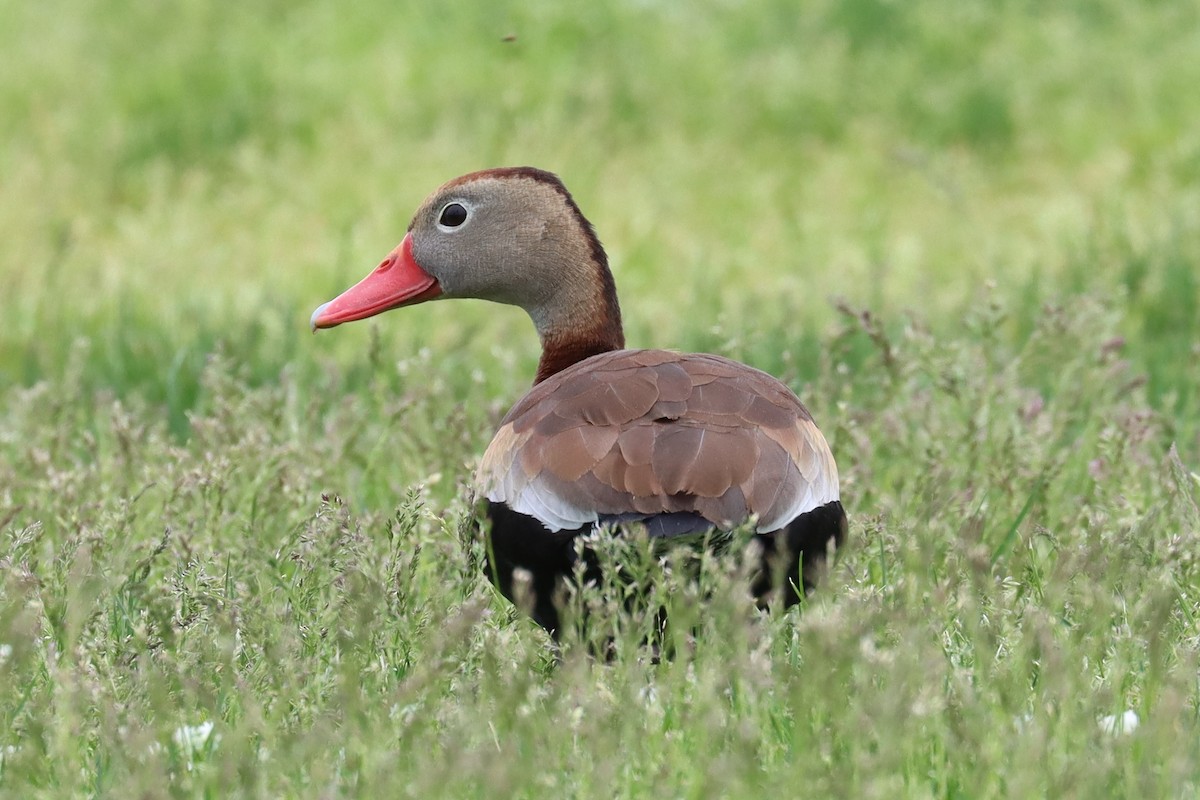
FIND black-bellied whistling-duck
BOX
[312,167,847,637]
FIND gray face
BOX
[407,175,594,314]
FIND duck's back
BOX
[477,348,840,535]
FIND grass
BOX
[2,0,1199,796]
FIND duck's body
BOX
[313,167,846,638]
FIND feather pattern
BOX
[478,348,840,533]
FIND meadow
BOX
[2,0,1199,796]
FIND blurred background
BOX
[1,0,1197,440]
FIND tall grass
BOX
[1,0,1198,796]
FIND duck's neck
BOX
[536,325,623,383]
[530,257,624,384]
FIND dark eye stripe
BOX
[439,203,468,227]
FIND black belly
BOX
[483,499,848,638]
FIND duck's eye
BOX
[438,203,468,228]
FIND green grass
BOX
[2,0,1199,796]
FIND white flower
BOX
[173,721,220,767]
[0,745,19,777]
[1098,710,1139,735]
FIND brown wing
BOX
[477,349,839,532]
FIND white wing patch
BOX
[755,424,840,532]
[480,429,598,532]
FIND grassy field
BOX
[2,0,1199,796]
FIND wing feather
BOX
[478,349,839,532]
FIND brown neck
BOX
[535,320,624,384]
[532,259,624,383]
[529,182,625,384]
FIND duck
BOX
[311,167,847,638]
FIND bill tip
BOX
[310,301,332,332]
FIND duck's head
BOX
[310,168,622,360]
